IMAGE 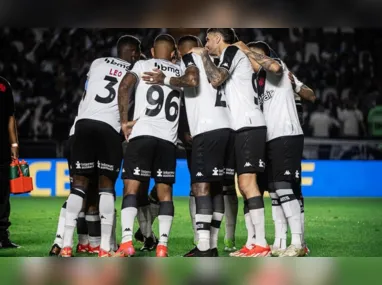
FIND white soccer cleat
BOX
[270,245,286,257]
[279,244,306,257]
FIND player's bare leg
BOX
[223,184,238,252]
[184,183,213,257]
[155,183,174,257]
[114,179,141,257]
[238,173,270,257]
[210,183,224,257]
[61,175,89,257]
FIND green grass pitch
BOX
[1,197,382,257]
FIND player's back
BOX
[78,57,130,133]
[219,46,265,131]
[181,53,231,137]
[259,60,303,141]
[129,59,182,144]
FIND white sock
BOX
[189,196,198,243]
[110,209,117,251]
[63,193,84,248]
[121,207,137,243]
[53,203,66,247]
[137,205,152,238]
[89,236,101,248]
[223,193,238,241]
[210,212,224,249]
[99,193,115,252]
[270,192,287,249]
[244,213,256,248]
[301,211,305,245]
[196,214,212,251]
[158,215,173,246]
[249,208,267,248]
[276,189,302,247]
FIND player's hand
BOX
[121,120,137,141]
[233,41,250,53]
[142,68,166,85]
[288,71,297,91]
[190,47,206,56]
[11,145,19,160]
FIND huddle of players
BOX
[49,28,316,257]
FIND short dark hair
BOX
[247,41,271,57]
[178,35,202,47]
[154,34,176,51]
[206,28,237,44]
[117,35,141,55]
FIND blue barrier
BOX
[21,159,382,198]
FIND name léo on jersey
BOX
[181,53,231,137]
[76,57,130,133]
[129,59,182,144]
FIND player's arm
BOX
[199,49,229,88]
[289,72,316,103]
[234,41,282,75]
[142,67,199,88]
[118,73,138,140]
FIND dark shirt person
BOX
[0,76,20,248]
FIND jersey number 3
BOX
[95,76,118,104]
[145,85,180,122]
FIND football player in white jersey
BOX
[189,28,269,257]
[143,35,233,257]
[60,36,140,257]
[236,40,306,257]
[115,34,181,258]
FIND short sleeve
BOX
[219,46,239,74]
[129,60,143,81]
[181,53,197,73]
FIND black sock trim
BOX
[279,194,297,204]
[196,222,210,231]
[247,196,264,210]
[159,201,174,216]
[195,196,213,215]
[122,194,137,209]
[211,220,222,229]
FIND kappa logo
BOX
[157,169,163,177]
[295,170,300,179]
[196,172,203,177]
[56,234,62,239]
[76,161,81,169]
[212,167,219,176]
[284,170,291,175]
[133,167,141,175]
[244,162,252,167]
[122,168,126,173]
[222,62,229,68]
[187,61,195,67]
[259,159,265,168]
[124,228,131,232]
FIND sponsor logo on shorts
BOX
[244,162,252,167]
[133,167,141,175]
[259,159,265,168]
[75,161,94,170]
[224,168,235,176]
[295,170,300,178]
[133,167,151,177]
[212,167,224,176]
[196,172,203,177]
[160,170,175,178]
[284,170,291,175]
[97,161,114,171]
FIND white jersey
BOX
[76,57,130,133]
[181,53,231,137]
[257,60,303,141]
[69,94,85,137]
[129,59,182,144]
[218,46,266,131]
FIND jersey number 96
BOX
[145,85,180,122]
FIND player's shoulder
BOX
[181,53,200,69]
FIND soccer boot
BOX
[140,235,158,252]
[211,248,219,257]
[60,247,73,257]
[270,245,286,257]
[134,228,144,243]
[76,243,89,253]
[279,244,305,257]
[183,247,213,257]
[49,244,61,256]
[114,241,135,257]
[156,245,168,257]
[244,245,271,257]
[98,248,113,257]
[303,243,310,256]
[229,245,253,257]
[88,245,100,254]
[224,238,237,252]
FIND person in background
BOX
[367,96,382,138]
[337,100,366,138]
[0,76,20,249]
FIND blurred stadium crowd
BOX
[1,28,382,141]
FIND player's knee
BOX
[98,175,115,189]
[156,183,173,202]
[72,175,89,188]
[124,180,141,195]
[70,186,87,199]
[192,182,210,196]
[238,174,257,195]
[99,188,115,197]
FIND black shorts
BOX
[70,119,122,181]
[64,135,75,178]
[267,135,304,183]
[190,128,231,184]
[223,130,235,186]
[122,136,176,184]
[235,127,267,176]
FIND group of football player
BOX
[48,28,316,258]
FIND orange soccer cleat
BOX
[156,245,168,257]
[229,245,254,257]
[88,245,100,254]
[60,247,73,257]
[76,243,89,253]
[244,245,271,257]
[114,241,135,257]
[98,248,113,257]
